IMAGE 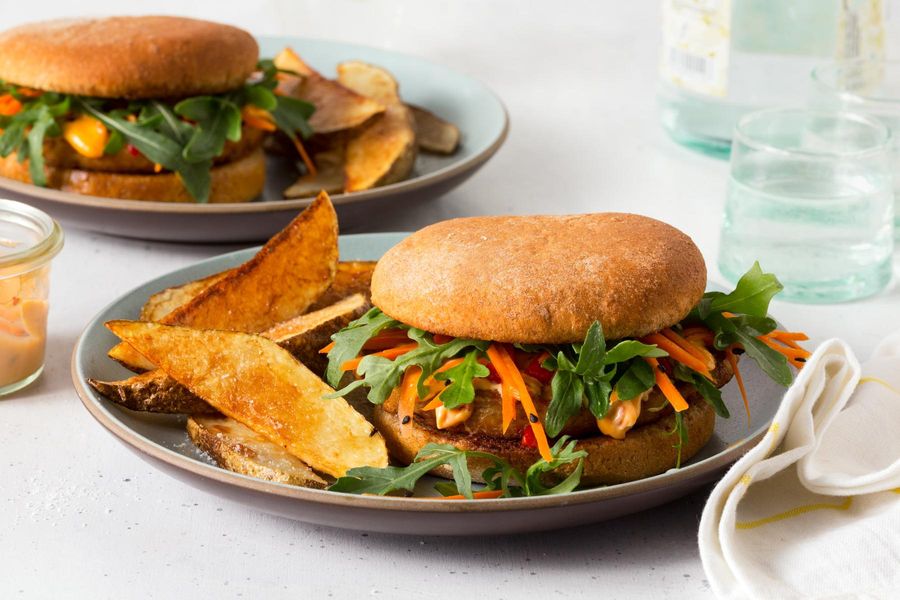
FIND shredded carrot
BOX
[645,357,689,412]
[362,329,412,350]
[423,358,464,384]
[241,105,277,132]
[340,342,418,372]
[422,396,443,411]
[767,330,809,342]
[643,332,714,380]
[397,367,421,435]
[662,327,716,371]
[290,135,317,176]
[430,490,505,500]
[725,347,750,427]
[16,87,42,98]
[319,340,335,354]
[757,336,810,367]
[486,346,517,434]
[0,94,22,116]
[488,344,553,462]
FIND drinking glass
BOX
[0,200,64,395]
[812,60,900,238]
[718,108,894,303]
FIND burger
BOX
[324,214,807,489]
[0,16,314,203]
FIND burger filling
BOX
[324,263,809,465]
[0,60,314,203]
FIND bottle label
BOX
[660,0,732,98]
[837,0,885,60]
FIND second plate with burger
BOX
[71,197,807,535]
[0,17,508,242]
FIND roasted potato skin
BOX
[188,415,328,488]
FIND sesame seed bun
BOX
[371,400,716,486]
[370,214,707,343]
[0,147,265,203]
[0,17,258,98]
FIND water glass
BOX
[718,108,894,303]
[812,60,900,238]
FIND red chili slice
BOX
[521,427,538,448]
[524,352,554,385]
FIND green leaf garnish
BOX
[325,307,402,388]
[329,438,585,498]
[699,261,783,319]
[433,350,489,408]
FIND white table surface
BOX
[1,1,898,598]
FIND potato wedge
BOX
[337,61,417,192]
[96,295,369,414]
[139,260,375,327]
[265,293,369,376]
[187,415,328,488]
[307,260,376,312]
[88,370,216,414]
[274,47,384,134]
[140,271,231,322]
[110,191,339,372]
[106,320,388,477]
[409,105,460,155]
[284,148,345,199]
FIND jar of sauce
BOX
[0,200,63,395]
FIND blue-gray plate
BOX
[71,233,786,536]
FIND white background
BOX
[1,1,898,598]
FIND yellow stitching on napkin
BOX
[735,496,853,530]
[892,488,900,494]
[764,422,781,456]
[859,377,900,396]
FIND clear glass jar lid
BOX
[0,200,64,274]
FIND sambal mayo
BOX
[0,201,62,395]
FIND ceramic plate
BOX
[1,38,508,243]
[72,233,786,536]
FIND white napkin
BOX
[699,331,900,599]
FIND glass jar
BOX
[0,200,64,395]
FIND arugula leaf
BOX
[26,105,55,186]
[176,97,243,161]
[673,364,729,418]
[603,340,668,363]
[669,412,689,469]
[433,350,489,408]
[574,321,606,378]
[523,437,588,496]
[400,330,488,399]
[245,85,278,110]
[546,364,584,437]
[699,262,783,318]
[0,121,26,157]
[329,440,584,498]
[584,378,613,419]
[614,358,656,401]
[103,129,125,155]
[704,312,792,385]
[325,308,401,388]
[270,95,315,139]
